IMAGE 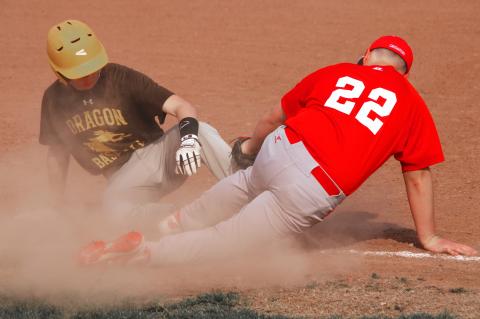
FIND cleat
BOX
[77,240,106,265]
[78,231,150,266]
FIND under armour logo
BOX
[388,44,405,55]
[274,135,282,143]
[179,120,190,129]
[83,99,94,106]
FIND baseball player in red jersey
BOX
[79,36,477,266]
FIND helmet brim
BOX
[55,50,108,79]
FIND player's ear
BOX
[362,50,371,65]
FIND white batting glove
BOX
[175,134,201,176]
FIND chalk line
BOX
[321,250,480,263]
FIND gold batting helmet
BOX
[47,20,108,80]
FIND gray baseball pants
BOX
[103,122,232,227]
[146,126,346,265]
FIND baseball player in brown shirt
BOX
[40,20,233,230]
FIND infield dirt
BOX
[0,1,479,318]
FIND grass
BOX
[0,292,459,319]
[448,287,467,294]
[0,292,291,319]
[357,313,457,319]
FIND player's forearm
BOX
[245,105,285,154]
[248,121,278,153]
[47,147,70,206]
[175,103,197,121]
[162,94,198,120]
[403,168,437,246]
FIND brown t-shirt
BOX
[39,63,174,175]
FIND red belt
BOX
[284,127,341,196]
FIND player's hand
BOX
[175,134,201,176]
[422,235,478,256]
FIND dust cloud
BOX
[0,144,359,307]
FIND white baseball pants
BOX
[146,126,346,265]
[103,122,233,227]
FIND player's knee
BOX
[198,122,220,137]
[198,122,225,148]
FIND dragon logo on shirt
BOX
[84,130,132,154]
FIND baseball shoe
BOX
[78,231,150,266]
[158,210,182,236]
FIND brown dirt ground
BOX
[0,0,479,318]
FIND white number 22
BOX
[324,76,397,135]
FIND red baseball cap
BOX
[368,35,413,73]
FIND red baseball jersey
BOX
[281,63,444,195]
